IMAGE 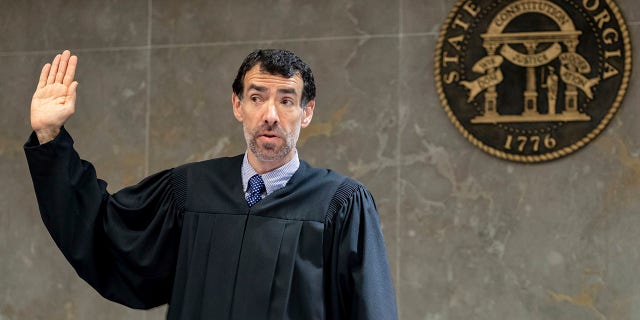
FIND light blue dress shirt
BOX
[241,150,300,200]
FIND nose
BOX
[263,101,279,126]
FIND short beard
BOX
[245,123,299,162]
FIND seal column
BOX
[523,41,540,116]
[563,39,579,114]
[482,41,501,119]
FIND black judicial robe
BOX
[24,128,398,320]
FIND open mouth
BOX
[259,133,281,142]
[259,130,281,138]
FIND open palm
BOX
[31,50,78,143]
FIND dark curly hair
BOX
[232,49,316,107]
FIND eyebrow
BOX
[277,88,297,95]
[247,84,297,96]
[247,84,268,93]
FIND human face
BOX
[232,64,314,171]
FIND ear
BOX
[300,100,315,128]
[232,92,243,122]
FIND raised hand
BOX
[31,50,79,144]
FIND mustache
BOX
[252,123,286,137]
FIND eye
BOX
[281,98,295,106]
[250,95,262,103]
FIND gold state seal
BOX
[435,0,631,162]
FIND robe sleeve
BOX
[324,179,398,320]
[24,128,185,309]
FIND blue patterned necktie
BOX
[247,174,266,207]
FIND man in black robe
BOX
[25,49,398,319]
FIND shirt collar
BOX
[241,150,300,196]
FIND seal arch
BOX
[468,0,592,123]
[487,0,576,34]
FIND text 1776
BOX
[504,134,557,152]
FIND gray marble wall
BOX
[1,0,639,319]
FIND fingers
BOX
[63,55,78,86]
[42,50,77,87]
[37,63,51,89]
[55,50,71,83]
[46,54,61,85]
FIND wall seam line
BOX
[0,33,437,57]
[396,0,403,318]
[144,0,153,177]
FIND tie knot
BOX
[247,174,265,207]
[248,174,265,192]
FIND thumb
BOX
[66,81,79,110]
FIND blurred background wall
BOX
[1,0,640,319]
